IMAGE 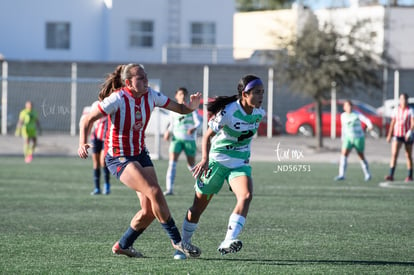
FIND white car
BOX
[377,98,414,118]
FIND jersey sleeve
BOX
[99,92,120,115]
[192,111,201,129]
[150,88,170,108]
[357,112,373,129]
[208,108,229,133]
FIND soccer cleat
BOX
[218,239,243,255]
[90,189,101,195]
[364,174,372,182]
[384,175,394,181]
[173,250,187,260]
[103,183,110,195]
[405,176,413,183]
[163,190,174,196]
[112,241,143,258]
[334,175,345,181]
[25,155,33,163]
[172,241,201,258]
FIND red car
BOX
[198,98,282,136]
[285,100,389,138]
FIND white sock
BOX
[165,160,177,192]
[182,218,198,243]
[339,155,347,177]
[360,159,370,177]
[224,213,246,241]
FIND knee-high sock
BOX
[224,213,246,241]
[165,160,177,192]
[339,155,347,177]
[360,159,370,177]
[182,218,198,243]
[119,227,145,249]
[161,217,181,244]
[93,168,100,190]
[103,166,110,184]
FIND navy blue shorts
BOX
[393,136,414,145]
[91,138,104,154]
[105,148,153,179]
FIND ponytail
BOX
[98,65,124,101]
[207,74,262,115]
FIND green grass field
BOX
[1,156,413,274]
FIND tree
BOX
[274,18,392,148]
[236,0,296,11]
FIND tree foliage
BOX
[274,19,392,148]
[236,0,296,11]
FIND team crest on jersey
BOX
[135,110,142,120]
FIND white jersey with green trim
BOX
[208,100,265,168]
[340,111,372,139]
[167,111,201,141]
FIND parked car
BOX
[376,98,414,118]
[198,98,282,136]
[285,100,389,138]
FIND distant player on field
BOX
[163,87,201,196]
[174,74,265,259]
[80,101,111,195]
[15,101,41,163]
[385,93,414,182]
[334,100,372,182]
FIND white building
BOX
[234,4,414,69]
[0,0,235,63]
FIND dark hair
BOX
[98,65,124,101]
[176,87,188,97]
[344,99,353,106]
[207,74,261,115]
[401,93,409,101]
[98,63,145,101]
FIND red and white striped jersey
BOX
[92,116,108,141]
[98,87,170,157]
[392,106,414,137]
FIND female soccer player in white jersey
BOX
[78,64,201,258]
[163,87,201,196]
[334,100,373,182]
[176,74,265,259]
[385,93,414,182]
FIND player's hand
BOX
[405,130,412,142]
[188,92,202,111]
[78,143,92,159]
[191,159,208,178]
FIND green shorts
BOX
[169,137,196,157]
[342,137,365,153]
[195,160,251,195]
[22,127,37,139]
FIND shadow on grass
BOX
[199,258,414,267]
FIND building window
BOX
[129,20,154,48]
[191,22,215,46]
[46,22,70,49]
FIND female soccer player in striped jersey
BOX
[334,100,373,182]
[177,74,265,259]
[78,64,201,258]
[385,93,414,182]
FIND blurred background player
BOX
[385,93,414,182]
[15,101,41,163]
[80,101,111,195]
[334,100,373,182]
[163,87,201,195]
